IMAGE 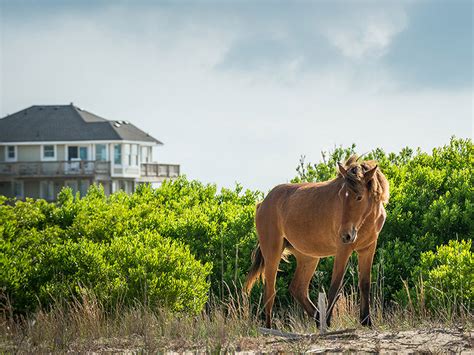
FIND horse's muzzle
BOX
[341,227,357,244]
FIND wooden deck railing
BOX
[141,163,180,178]
[0,161,111,177]
[0,161,180,179]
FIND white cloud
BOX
[324,7,408,60]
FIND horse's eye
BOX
[356,195,363,201]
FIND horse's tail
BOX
[244,244,265,295]
[244,202,265,295]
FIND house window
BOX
[130,144,138,166]
[6,146,16,161]
[123,144,130,166]
[80,147,88,160]
[112,180,129,192]
[68,147,78,160]
[68,146,88,160]
[141,146,148,163]
[95,144,107,161]
[119,180,133,193]
[114,144,122,165]
[43,145,56,160]
[40,181,54,200]
[148,147,153,162]
[13,181,23,199]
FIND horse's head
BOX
[337,158,378,244]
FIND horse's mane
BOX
[337,155,389,204]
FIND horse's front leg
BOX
[325,247,352,328]
[357,241,377,326]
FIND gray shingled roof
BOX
[0,104,163,144]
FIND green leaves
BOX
[415,240,473,311]
[291,137,473,308]
[0,183,212,315]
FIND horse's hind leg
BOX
[262,254,280,328]
[289,251,320,322]
[259,226,284,329]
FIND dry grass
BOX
[1,286,472,353]
[1,288,261,353]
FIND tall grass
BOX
[2,282,471,353]
[1,286,260,353]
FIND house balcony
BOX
[0,161,180,181]
[140,163,180,179]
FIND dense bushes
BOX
[1,180,259,314]
[134,181,262,298]
[0,137,472,316]
[0,191,211,314]
[416,239,473,311]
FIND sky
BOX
[0,0,472,192]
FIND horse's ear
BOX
[337,162,347,177]
[364,165,377,181]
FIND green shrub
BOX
[416,239,473,312]
[129,179,262,299]
[105,231,211,313]
[0,193,211,314]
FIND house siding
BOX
[18,145,40,161]
[57,145,66,160]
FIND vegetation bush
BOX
[0,137,472,316]
[1,179,258,314]
[415,239,473,312]
[133,180,262,298]
[0,193,211,314]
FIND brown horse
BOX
[244,156,389,329]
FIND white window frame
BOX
[5,145,17,162]
[41,144,57,161]
[94,144,108,161]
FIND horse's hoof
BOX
[360,316,372,327]
[314,312,321,328]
